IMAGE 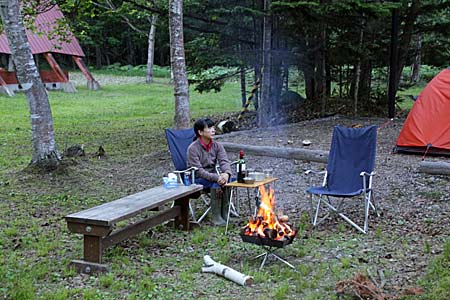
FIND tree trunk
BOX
[0,0,59,170]
[283,64,289,92]
[387,4,399,119]
[146,15,158,83]
[360,60,372,104]
[410,34,422,83]
[388,0,420,118]
[270,16,282,121]
[317,5,327,116]
[252,1,262,111]
[395,0,420,86]
[258,0,272,128]
[169,0,190,129]
[240,66,246,107]
[353,20,364,116]
[253,65,260,111]
[126,29,134,65]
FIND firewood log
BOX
[201,255,253,286]
[221,142,328,163]
[418,161,450,175]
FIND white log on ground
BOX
[201,255,253,286]
[221,142,329,163]
[418,161,450,175]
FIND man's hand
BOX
[217,173,229,186]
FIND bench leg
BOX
[69,235,109,274]
[84,235,102,263]
[174,196,190,230]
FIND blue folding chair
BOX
[165,128,211,223]
[305,125,379,234]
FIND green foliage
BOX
[191,66,240,93]
[405,240,450,300]
[96,63,171,78]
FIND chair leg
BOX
[319,196,369,234]
[197,207,211,223]
[312,195,323,226]
[225,188,235,234]
[189,203,197,223]
[310,188,380,234]
[364,192,370,233]
[369,191,380,217]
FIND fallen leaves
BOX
[335,272,425,300]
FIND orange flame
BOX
[242,185,296,240]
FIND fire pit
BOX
[240,186,297,269]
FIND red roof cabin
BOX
[0,4,99,96]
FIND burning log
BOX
[241,186,296,244]
[263,228,278,240]
[201,255,253,286]
[278,215,289,223]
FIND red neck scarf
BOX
[200,138,213,152]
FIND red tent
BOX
[395,67,450,156]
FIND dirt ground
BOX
[213,115,449,292]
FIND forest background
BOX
[10,0,450,120]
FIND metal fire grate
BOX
[240,231,296,270]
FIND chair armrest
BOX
[360,171,376,177]
[305,169,327,187]
[216,161,238,176]
[173,167,198,174]
[173,167,198,184]
[360,171,376,191]
[305,169,326,176]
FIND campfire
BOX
[241,186,296,248]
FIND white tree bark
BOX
[146,15,158,83]
[0,0,59,169]
[169,0,190,129]
[202,255,253,286]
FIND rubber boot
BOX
[210,188,226,226]
[221,187,231,221]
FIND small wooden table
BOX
[224,177,278,234]
[65,184,202,273]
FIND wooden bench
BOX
[65,184,202,274]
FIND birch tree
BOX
[146,14,158,83]
[169,0,190,129]
[99,0,158,84]
[0,0,59,170]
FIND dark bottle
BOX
[237,150,246,183]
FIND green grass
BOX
[0,71,446,300]
[401,240,450,300]
[0,75,241,172]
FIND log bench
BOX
[65,184,202,274]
